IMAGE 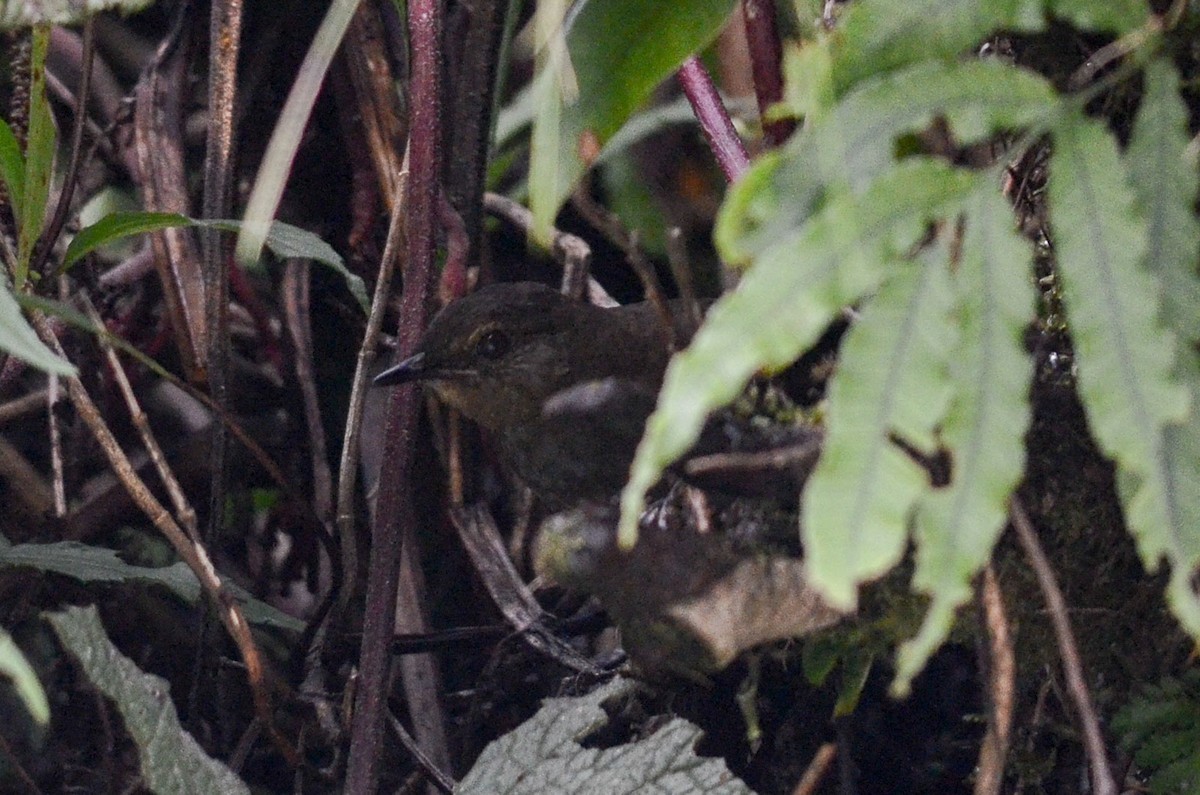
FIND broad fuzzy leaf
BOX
[621,160,981,545]
[46,606,250,795]
[830,0,1043,93]
[527,0,736,242]
[803,244,957,609]
[0,0,155,28]
[1049,114,1199,633]
[895,187,1035,692]
[459,677,751,794]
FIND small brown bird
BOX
[375,281,820,508]
[374,282,698,507]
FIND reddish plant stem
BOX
[741,0,794,147]
[677,55,750,183]
[344,0,443,790]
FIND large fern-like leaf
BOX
[1049,113,1199,634]
[621,160,981,545]
[829,0,1043,93]
[894,187,1035,692]
[802,241,957,609]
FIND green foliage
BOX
[17,25,56,286]
[0,275,75,375]
[0,537,304,633]
[605,0,1200,685]
[63,211,368,312]
[1114,670,1200,794]
[45,606,250,795]
[527,0,736,242]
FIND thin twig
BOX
[46,375,65,516]
[569,186,678,350]
[386,710,457,793]
[1010,497,1116,795]
[741,0,793,147]
[334,159,408,618]
[974,563,1014,795]
[0,388,48,425]
[84,300,199,539]
[665,227,703,329]
[677,55,750,183]
[27,310,298,767]
[792,742,837,795]
[481,191,592,299]
[346,0,445,785]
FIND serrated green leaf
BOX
[0,0,155,28]
[621,159,982,546]
[16,25,56,284]
[1127,59,1200,344]
[528,0,736,243]
[46,606,250,795]
[803,242,958,610]
[0,118,26,228]
[718,60,1055,264]
[0,627,49,726]
[0,276,76,375]
[895,187,1035,693]
[830,0,1043,93]
[1049,114,1200,635]
[819,60,1056,194]
[458,676,751,794]
[1115,671,1200,795]
[1046,0,1147,35]
[2,541,304,633]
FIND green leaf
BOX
[1126,59,1200,345]
[1114,671,1200,795]
[718,60,1055,264]
[0,0,155,28]
[63,211,191,269]
[0,276,76,375]
[1046,0,1148,35]
[458,677,752,794]
[0,627,49,726]
[621,159,982,545]
[895,187,1035,693]
[64,211,368,313]
[1048,113,1200,635]
[46,605,251,795]
[16,25,56,284]
[830,0,1043,93]
[528,0,737,242]
[0,118,26,228]
[2,540,304,633]
[802,240,958,610]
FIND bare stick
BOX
[482,191,592,300]
[0,389,48,425]
[677,56,750,182]
[1010,498,1116,795]
[792,743,837,795]
[386,710,457,793]
[28,311,297,767]
[974,563,1014,795]
[85,300,199,539]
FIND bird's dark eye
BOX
[475,329,511,360]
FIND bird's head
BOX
[374,282,604,429]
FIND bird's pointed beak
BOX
[374,352,428,386]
